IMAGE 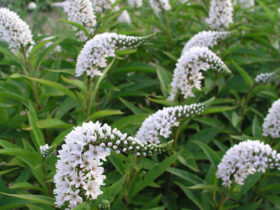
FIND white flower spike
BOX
[0,7,33,51]
[182,31,230,54]
[206,0,233,30]
[128,0,143,8]
[217,140,280,187]
[149,0,171,12]
[136,99,213,144]
[117,10,132,24]
[91,0,116,13]
[54,121,172,209]
[263,99,280,139]
[76,32,154,78]
[255,71,279,84]
[168,47,230,101]
[53,0,96,42]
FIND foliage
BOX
[0,0,280,209]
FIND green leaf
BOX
[119,98,144,114]
[232,61,253,88]
[186,184,219,192]
[202,106,238,114]
[36,119,72,129]
[190,141,220,166]
[27,103,45,150]
[23,76,77,100]
[88,109,124,121]
[61,75,86,92]
[167,167,202,184]
[0,193,54,206]
[154,64,171,97]
[130,154,178,199]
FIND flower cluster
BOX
[168,47,230,101]
[216,140,280,187]
[54,121,173,209]
[255,71,278,84]
[40,144,51,157]
[117,10,132,24]
[263,99,280,138]
[0,7,33,51]
[54,0,96,42]
[235,0,255,8]
[136,100,212,144]
[149,0,171,12]
[182,31,230,54]
[91,0,116,13]
[206,0,233,30]
[42,36,62,53]
[76,32,153,78]
[128,0,142,8]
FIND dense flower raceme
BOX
[54,121,173,209]
[263,99,280,139]
[76,32,154,78]
[0,7,33,51]
[235,0,255,8]
[91,0,116,13]
[117,10,132,24]
[128,0,142,8]
[255,71,278,84]
[136,99,213,144]
[149,0,171,12]
[40,144,51,157]
[53,0,96,42]
[206,0,233,30]
[182,31,230,54]
[216,140,280,187]
[168,47,231,101]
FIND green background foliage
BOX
[0,0,280,209]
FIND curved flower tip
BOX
[76,32,154,78]
[216,140,280,187]
[136,101,210,144]
[0,7,34,51]
[168,47,229,101]
[255,70,278,84]
[206,0,233,30]
[54,121,171,209]
[54,0,96,42]
[182,31,231,54]
[263,99,280,139]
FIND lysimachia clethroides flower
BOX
[216,140,280,187]
[76,32,154,78]
[54,121,173,209]
[136,99,213,144]
[206,0,233,30]
[0,7,34,51]
[128,0,143,8]
[91,0,116,13]
[149,0,171,12]
[168,47,230,101]
[255,71,279,84]
[263,99,280,138]
[182,31,230,54]
[53,0,96,42]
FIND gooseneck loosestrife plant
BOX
[168,47,231,101]
[54,121,173,209]
[217,140,280,187]
[1,0,280,209]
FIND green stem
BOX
[85,76,93,121]
[239,84,255,129]
[21,45,41,109]
[92,59,115,112]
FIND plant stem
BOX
[85,76,93,121]
[21,45,41,109]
